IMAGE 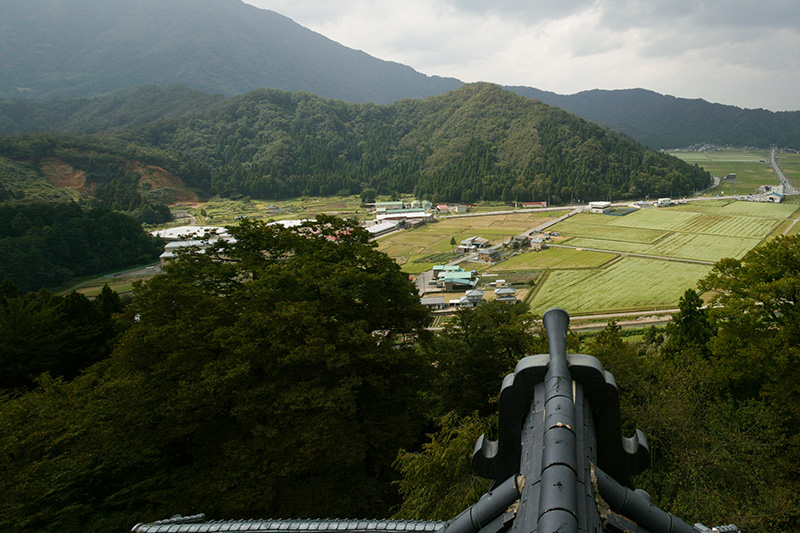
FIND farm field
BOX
[486,247,616,272]
[529,257,712,315]
[524,200,798,314]
[669,148,775,196]
[553,201,795,261]
[377,211,568,273]
[776,152,800,186]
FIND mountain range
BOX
[0,0,797,149]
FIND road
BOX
[771,147,798,195]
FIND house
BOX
[478,244,503,262]
[511,234,530,248]
[457,289,484,308]
[494,287,517,303]
[133,308,740,533]
[588,201,611,214]
[530,237,547,251]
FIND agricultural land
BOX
[670,147,798,197]
[381,199,799,317]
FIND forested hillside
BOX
[509,86,800,149]
[0,85,224,136]
[109,83,709,204]
[0,202,164,290]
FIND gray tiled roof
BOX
[132,517,446,533]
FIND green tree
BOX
[662,288,714,357]
[0,217,432,531]
[424,301,546,417]
[394,412,494,520]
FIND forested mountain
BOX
[0,84,712,205]
[0,0,460,104]
[508,86,800,149]
[0,85,224,136]
[2,0,795,150]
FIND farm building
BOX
[433,265,461,277]
[420,296,446,310]
[159,235,236,266]
[522,201,548,208]
[440,271,478,290]
[451,205,469,214]
[365,220,401,238]
[456,236,490,253]
[479,245,503,262]
[376,209,433,222]
[655,198,672,207]
[588,201,611,214]
[151,226,228,241]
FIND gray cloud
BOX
[243,0,800,110]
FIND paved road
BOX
[771,147,798,195]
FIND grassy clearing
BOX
[530,257,712,315]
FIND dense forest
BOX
[1,219,798,532]
[0,84,712,206]
[0,202,164,291]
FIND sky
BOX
[242,0,800,112]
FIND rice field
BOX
[529,257,712,315]
[553,201,797,261]
[525,199,799,313]
[487,247,616,271]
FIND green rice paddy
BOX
[529,257,712,315]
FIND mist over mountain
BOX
[0,0,461,104]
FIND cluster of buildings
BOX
[736,185,784,203]
[151,226,234,266]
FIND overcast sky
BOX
[242,0,799,112]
